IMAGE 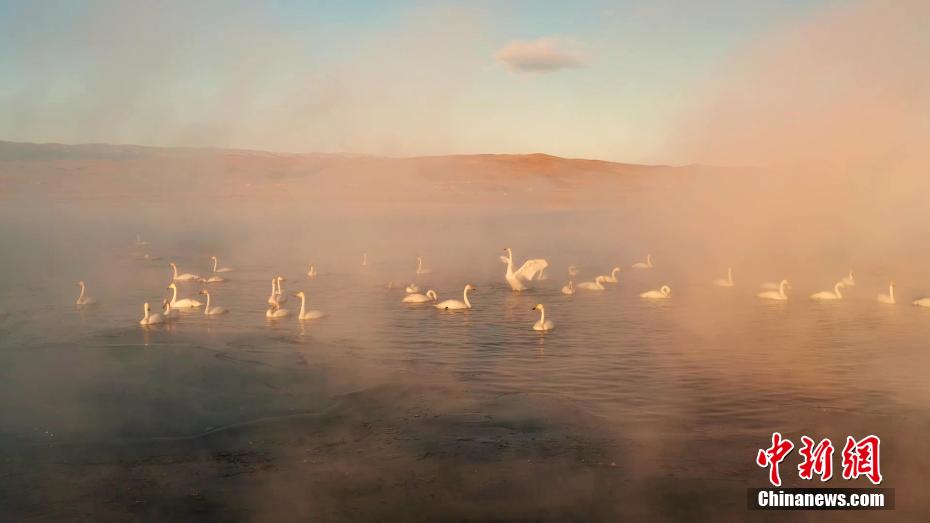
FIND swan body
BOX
[169,262,201,281]
[631,254,653,269]
[640,285,671,299]
[139,302,164,325]
[202,274,226,283]
[307,264,317,278]
[405,283,420,294]
[561,281,575,295]
[168,283,203,308]
[435,284,475,310]
[601,267,621,283]
[416,257,431,275]
[714,268,734,287]
[842,270,856,286]
[294,291,324,320]
[211,256,233,273]
[758,280,790,300]
[199,290,229,315]
[577,276,607,291]
[877,282,895,304]
[501,248,548,291]
[531,304,554,331]
[811,282,845,300]
[76,281,96,305]
[266,303,291,318]
[403,290,437,303]
[913,298,930,307]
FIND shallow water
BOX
[2,194,929,519]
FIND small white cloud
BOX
[495,37,586,73]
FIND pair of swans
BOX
[811,282,845,300]
[168,282,203,308]
[531,304,554,331]
[403,289,437,303]
[631,254,653,269]
[758,280,790,300]
[267,276,287,306]
[501,248,548,291]
[76,281,97,305]
[435,284,475,310]
[201,256,233,283]
[640,285,671,299]
[714,268,734,287]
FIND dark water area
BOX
[1,188,928,521]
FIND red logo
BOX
[756,432,795,487]
[841,435,882,485]
[757,433,882,486]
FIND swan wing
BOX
[514,259,548,281]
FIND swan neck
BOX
[890,284,895,300]
[539,307,545,323]
[171,264,178,278]
[463,287,471,308]
[78,285,85,301]
[171,285,178,303]
[204,293,211,312]
[299,294,306,317]
[835,283,843,298]
[213,258,218,272]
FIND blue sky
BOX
[0,0,841,163]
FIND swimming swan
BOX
[199,290,229,315]
[601,267,621,283]
[577,276,607,291]
[561,280,575,295]
[403,290,437,303]
[500,247,548,291]
[631,254,653,269]
[293,291,324,320]
[266,302,291,318]
[307,264,317,278]
[168,282,203,308]
[912,296,930,307]
[211,256,233,273]
[531,304,554,331]
[435,284,475,310]
[405,283,421,294]
[758,280,790,300]
[811,282,845,300]
[877,282,895,304]
[169,262,201,282]
[842,270,856,286]
[76,281,97,305]
[714,268,734,287]
[416,257,431,275]
[139,302,164,325]
[202,274,226,283]
[640,285,671,299]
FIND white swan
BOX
[76,281,97,305]
[531,304,554,331]
[266,277,279,306]
[139,302,164,325]
[405,283,420,294]
[631,254,653,269]
[416,256,431,275]
[913,296,930,307]
[202,274,226,283]
[811,282,845,300]
[266,302,291,318]
[403,290,437,303]
[714,268,734,287]
[842,270,856,286]
[601,267,621,283]
[199,290,229,315]
[568,265,579,277]
[274,276,288,304]
[168,282,203,308]
[293,291,324,320]
[435,284,475,310]
[211,256,233,273]
[577,276,607,291]
[561,280,575,295]
[361,253,368,267]
[500,247,548,291]
[877,281,895,304]
[307,264,317,278]
[640,285,671,299]
[758,280,790,300]
[162,299,179,319]
[169,262,201,282]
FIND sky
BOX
[0,0,845,164]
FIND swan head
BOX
[293,291,306,298]
[169,262,177,268]
[531,303,544,311]
[465,284,476,292]
[210,256,217,261]
[611,267,621,276]
[167,282,177,290]
[143,302,151,313]
[276,276,286,282]
[77,280,85,287]
[661,285,671,295]
[199,290,210,296]
[890,281,896,287]
[426,290,437,300]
